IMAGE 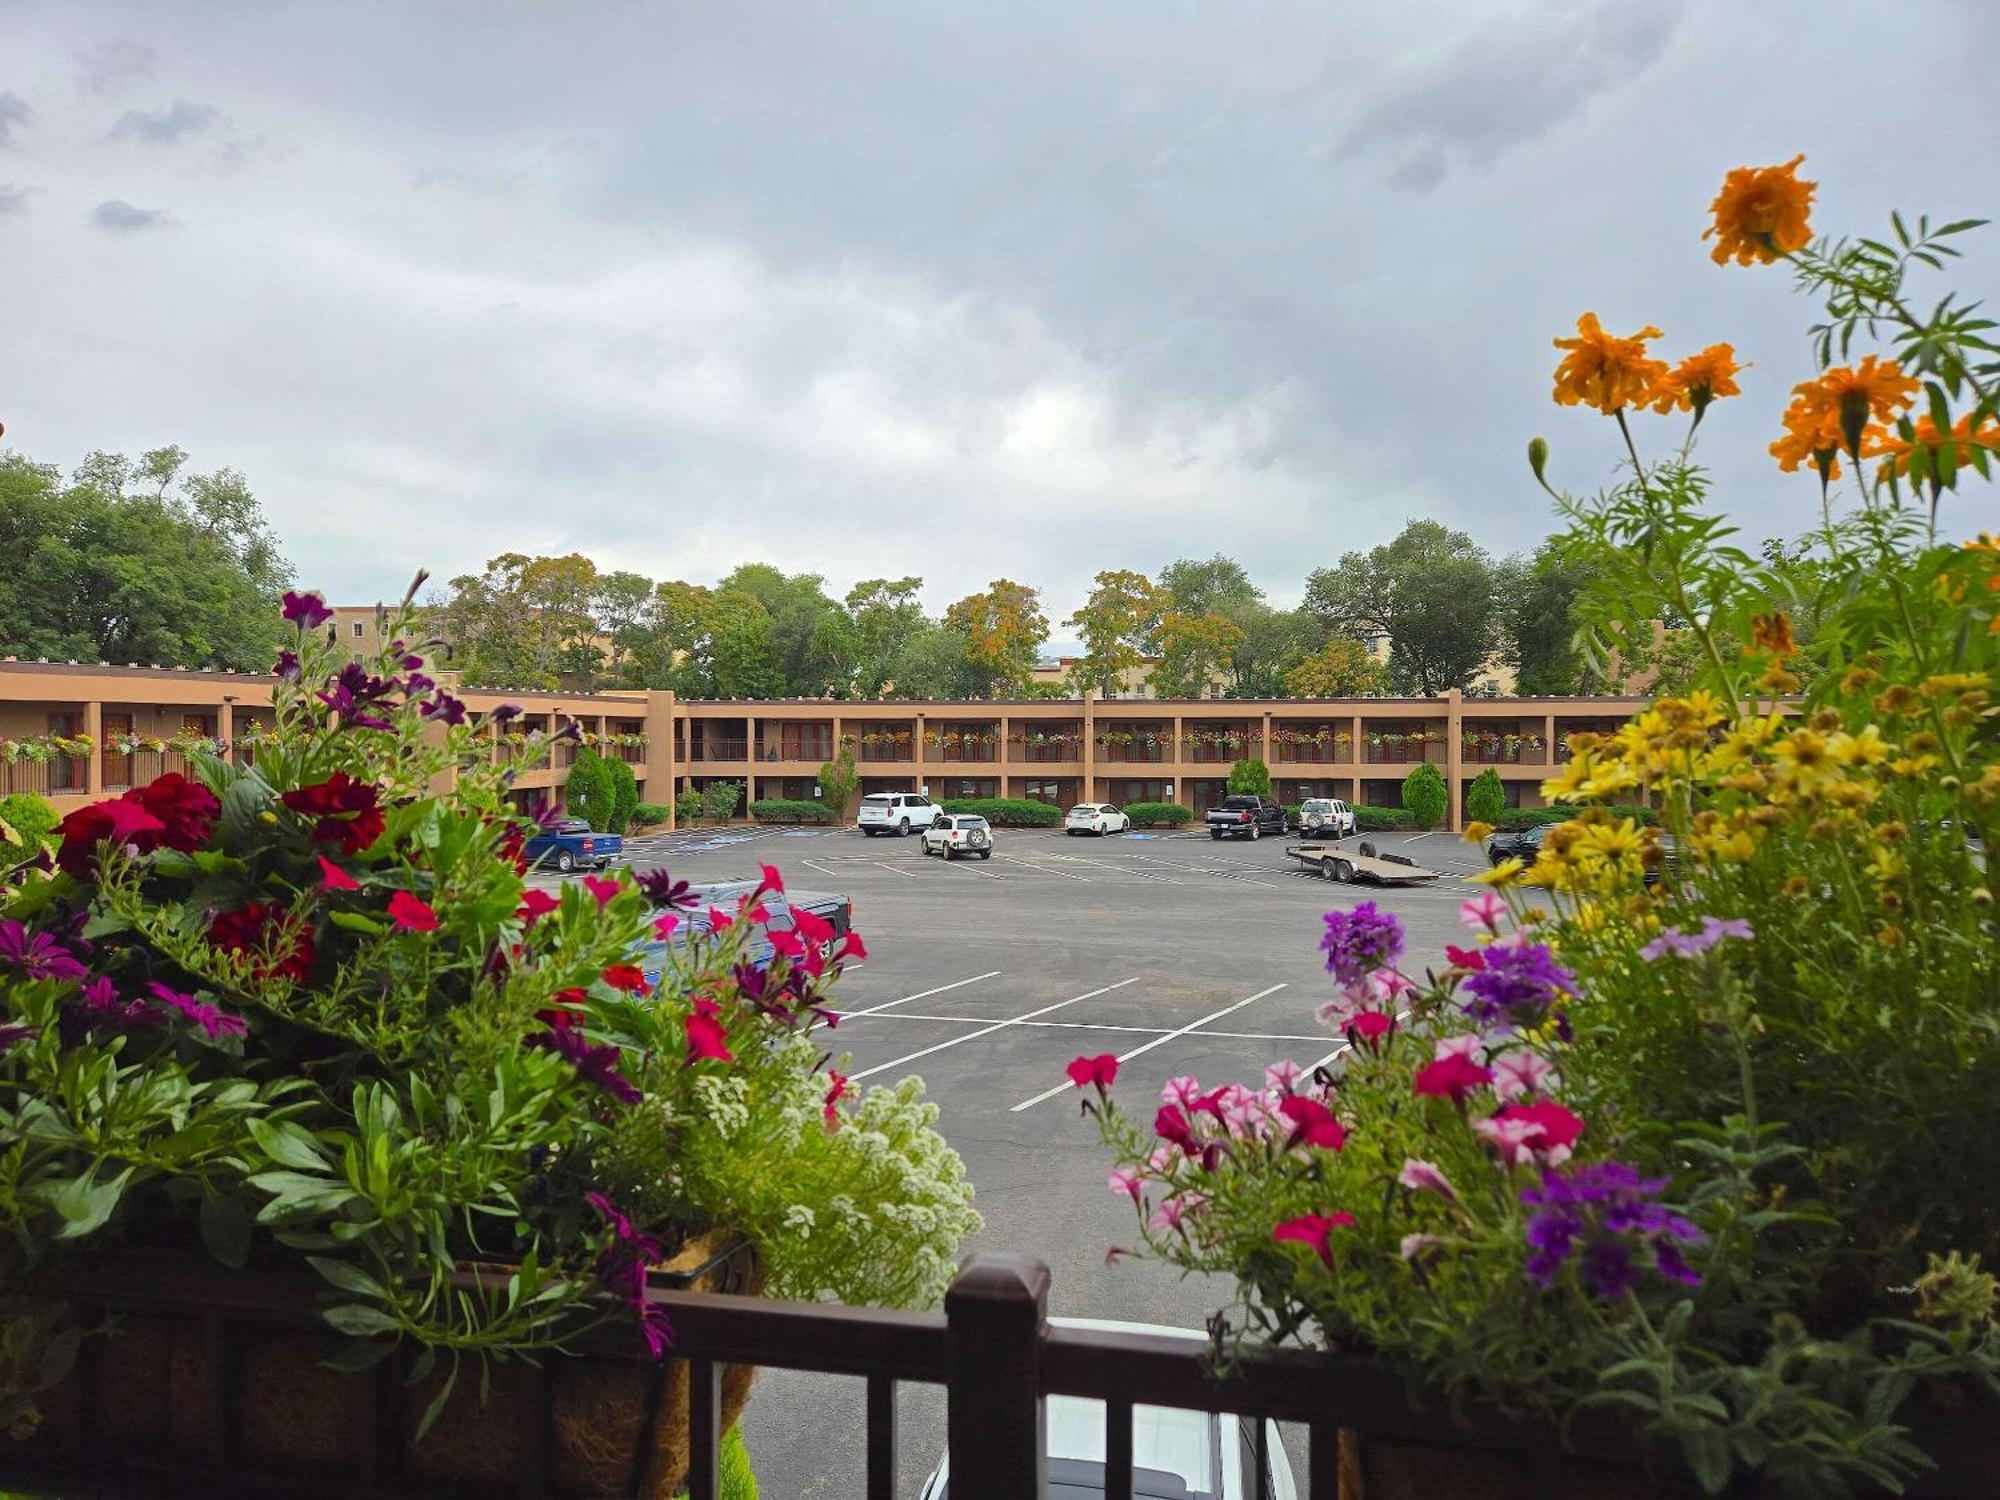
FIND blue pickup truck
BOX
[522,818,622,873]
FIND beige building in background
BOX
[0,659,1646,834]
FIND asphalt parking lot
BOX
[561,822,1489,1496]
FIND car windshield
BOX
[961,818,989,830]
[1219,797,1258,809]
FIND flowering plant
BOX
[0,580,976,1433]
[1083,165,2000,1495]
[0,735,94,766]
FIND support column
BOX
[1444,689,1464,833]
[644,691,676,831]
[1349,712,1363,807]
[217,700,236,764]
[915,709,929,796]
[83,699,103,795]
[1260,709,1273,774]
[1081,692,1097,804]
[1171,711,1184,814]
[998,712,1013,799]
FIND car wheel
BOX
[943,846,955,859]
[1248,823,1260,841]
[1334,858,1356,882]
[979,850,991,860]
[898,819,910,836]
[555,850,575,873]
[1209,829,1223,840]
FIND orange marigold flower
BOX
[1749,611,1796,656]
[1865,412,2000,480]
[1705,155,1816,266]
[1771,356,1919,474]
[1650,343,1746,415]
[1552,313,1668,415]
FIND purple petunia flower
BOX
[1461,940,1575,1034]
[420,691,467,726]
[489,704,524,727]
[586,1191,673,1359]
[1521,1161,1703,1299]
[315,662,398,731]
[281,590,334,631]
[553,718,583,744]
[145,983,248,1040]
[1640,915,1756,962]
[0,1022,38,1053]
[636,867,701,910]
[62,976,156,1041]
[1319,902,1404,985]
[532,1014,642,1105]
[0,921,89,985]
[273,649,303,683]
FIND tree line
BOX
[428,521,1615,700]
[0,445,1625,698]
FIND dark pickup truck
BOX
[522,818,622,872]
[1206,795,1288,841]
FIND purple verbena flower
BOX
[1319,901,1404,985]
[1640,915,1755,962]
[1520,1161,1703,1299]
[281,590,334,631]
[0,921,88,984]
[1461,940,1575,1034]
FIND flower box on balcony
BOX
[12,1236,760,1500]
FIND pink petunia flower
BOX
[758,863,786,895]
[822,1069,848,1126]
[1413,1052,1493,1102]
[1067,1053,1120,1091]
[1272,1211,1356,1268]
[1265,1059,1304,1094]
[1435,1033,1484,1063]
[1161,1075,1202,1109]
[651,912,681,941]
[1347,1010,1395,1050]
[387,890,438,932]
[1460,889,1508,932]
[1400,1232,1444,1262]
[582,875,623,907]
[1108,1167,1142,1202]
[1492,1050,1556,1103]
[518,888,561,924]
[1396,1158,1458,1203]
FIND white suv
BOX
[857,792,942,837]
[921,814,993,860]
[1065,803,1130,836]
[1298,798,1355,838]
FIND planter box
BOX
[8,1235,759,1499]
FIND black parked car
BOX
[1484,823,1551,866]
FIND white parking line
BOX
[993,855,1089,882]
[873,861,919,879]
[844,1011,1328,1041]
[801,859,843,881]
[1009,983,1288,1111]
[839,970,1003,1020]
[849,976,1141,1081]
[931,855,1004,880]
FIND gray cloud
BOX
[1338,0,1684,189]
[0,184,30,217]
[88,198,171,232]
[107,97,219,144]
[0,93,32,149]
[77,39,156,96]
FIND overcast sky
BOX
[5,1,1996,643]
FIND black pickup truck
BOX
[1206,795,1288,841]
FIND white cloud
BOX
[106,97,220,144]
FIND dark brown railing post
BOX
[945,1254,1050,1500]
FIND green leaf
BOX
[307,1255,390,1301]
[414,1360,459,1441]
[329,910,389,936]
[199,1191,254,1269]
[322,1338,399,1374]
[321,1303,402,1337]
[248,1117,332,1172]
[1677,1425,1734,1495]
[54,1165,133,1239]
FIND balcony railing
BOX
[755,742,832,764]
[1014,741,1082,763]
[1272,743,1352,764]
[617,744,647,764]
[0,756,89,797]
[1096,743,1169,764]
[933,745,998,763]
[1183,742,1253,764]
[692,739,749,763]
[1463,742,1545,765]
[1362,742,1445,765]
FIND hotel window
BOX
[352,622,365,637]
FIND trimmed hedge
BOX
[751,798,835,824]
[940,797,1062,827]
[1124,801,1193,827]
[632,802,670,828]
[1493,803,1660,831]
[1354,805,1418,831]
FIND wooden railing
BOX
[1272,743,1352,765]
[1362,743,1445,765]
[692,739,749,763]
[0,756,88,797]
[1096,743,1169,764]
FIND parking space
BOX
[547,823,1483,1494]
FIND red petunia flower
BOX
[318,856,360,892]
[1066,1053,1120,1091]
[837,931,868,964]
[517,888,561,924]
[582,875,623,908]
[1272,1211,1357,1268]
[1347,1010,1395,1050]
[757,863,785,896]
[600,964,649,994]
[684,999,734,1064]
[1413,1052,1493,1102]
[387,890,438,932]
[137,773,221,853]
[1154,1104,1200,1154]
[823,1069,849,1126]
[209,902,316,983]
[57,797,167,879]
[281,771,385,856]
[1277,1096,1347,1152]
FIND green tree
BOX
[1401,761,1447,830]
[1152,610,1245,699]
[675,785,706,824]
[1303,520,1498,695]
[718,565,855,696]
[1464,768,1506,825]
[431,552,603,689]
[1226,758,1272,797]
[1063,570,1165,697]
[564,748,617,827]
[1282,637,1390,697]
[1157,555,1260,620]
[845,577,928,697]
[593,570,659,686]
[702,780,744,821]
[674,587,786,699]
[0,448,293,671]
[604,757,639,834]
[942,579,1048,696]
[816,745,859,819]
[1496,543,1602,695]
[1222,602,1315,697]
[880,621,977,699]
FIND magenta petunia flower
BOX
[1272,1211,1357,1268]
[1066,1053,1119,1091]
[1278,1096,1347,1152]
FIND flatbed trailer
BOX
[1284,840,1441,886]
